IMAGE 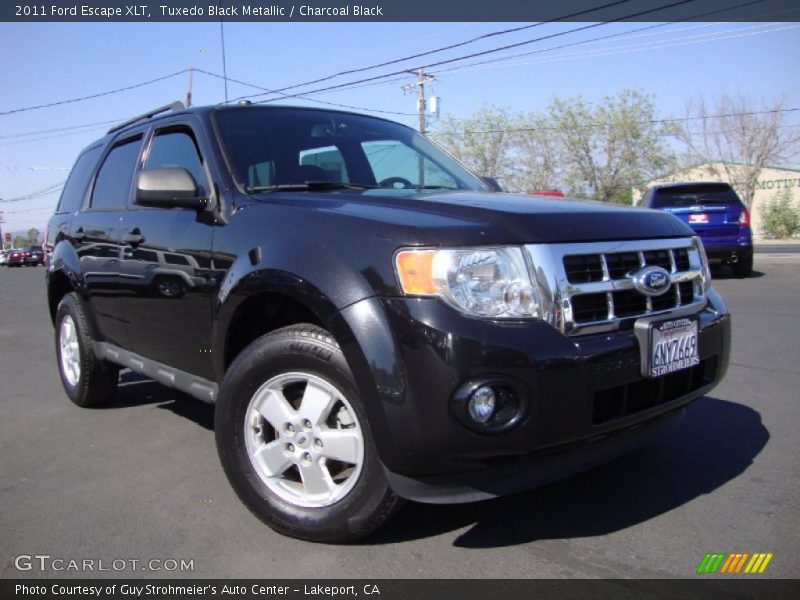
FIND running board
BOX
[94,342,217,404]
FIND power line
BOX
[433,108,800,136]
[1,183,65,204]
[195,69,418,116]
[250,0,698,105]
[0,118,123,140]
[439,21,797,77]
[430,0,767,77]
[0,70,188,116]
[228,0,635,104]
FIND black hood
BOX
[250,189,694,246]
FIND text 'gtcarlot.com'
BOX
[13,554,194,572]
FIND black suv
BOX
[46,103,731,542]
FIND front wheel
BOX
[215,324,402,542]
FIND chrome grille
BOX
[525,238,707,335]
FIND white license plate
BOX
[648,317,699,378]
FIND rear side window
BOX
[91,137,142,210]
[57,146,102,213]
[649,184,743,208]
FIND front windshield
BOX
[213,107,487,193]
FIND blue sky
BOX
[1,19,799,231]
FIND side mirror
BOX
[480,176,503,192]
[136,168,209,210]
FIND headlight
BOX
[394,247,542,319]
[692,236,712,291]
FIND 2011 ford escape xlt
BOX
[45,102,731,542]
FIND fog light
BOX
[468,386,496,423]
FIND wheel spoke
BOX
[299,460,335,496]
[300,381,337,426]
[253,389,296,431]
[251,441,293,477]
[318,429,361,464]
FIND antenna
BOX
[219,20,229,104]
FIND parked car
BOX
[23,245,44,266]
[46,102,731,542]
[528,189,566,198]
[0,250,8,266]
[5,248,28,267]
[643,182,753,277]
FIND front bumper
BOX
[335,288,730,502]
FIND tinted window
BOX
[91,137,142,210]
[57,146,102,213]
[163,253,190,266]
[145,129,206,194]
[649,185,743,208]
[362,140,458,188]
[214,107,485,192]
[300,146,349,182]
[78,243,119,258]
[125,248,158,262]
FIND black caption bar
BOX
[2,580,798,600]
[3,0,800,22]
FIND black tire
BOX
[215,324,402,542]
[54,292,119,407]
[733,254,753,278]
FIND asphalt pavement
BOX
[1,259,798,579]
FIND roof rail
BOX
[107,101,186,134]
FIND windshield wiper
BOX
[414,185,459,190]
[246,181,377,193]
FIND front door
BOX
[117,122,216,379]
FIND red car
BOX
[5,248,28,267]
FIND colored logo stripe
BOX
[744,553,773,574]
[697,553,726,574]
[697,552,773,574]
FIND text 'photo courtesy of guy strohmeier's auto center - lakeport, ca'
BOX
[1,1,800,599]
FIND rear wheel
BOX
[55,293,119,407]
[215,324,402,542]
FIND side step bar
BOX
[94,342,217,404]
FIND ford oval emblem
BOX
[631,266,672,297]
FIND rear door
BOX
[68,134,144,348]
[117,120,216,379]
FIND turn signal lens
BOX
[395,250,437,295]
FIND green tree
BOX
[503,112,561,193]
[760,188,800,239]
[432,105,516,185]
[677,94,800,210]
[547,89,676,203]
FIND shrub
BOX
[760,188,800,238]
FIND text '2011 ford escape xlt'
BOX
[45,102,730,542]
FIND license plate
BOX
[645,317,699,378]
[689,214,708,223]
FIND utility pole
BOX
[402,68,435,135]
[403,68,435,185]
[185,68,193,108]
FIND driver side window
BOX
[144,128,207,195]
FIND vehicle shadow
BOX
[362,396,768,547]
[102,371,215,430]
[712,266,765,279]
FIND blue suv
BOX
[644,182,753,277]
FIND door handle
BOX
[122,228,146,246]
